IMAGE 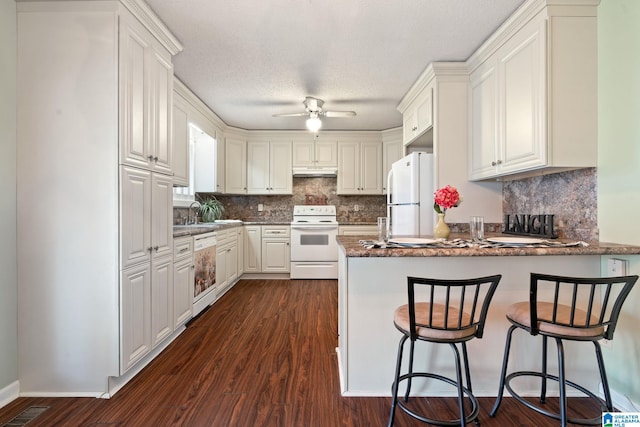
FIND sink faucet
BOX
[188,201,201,225]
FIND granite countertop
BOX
[337,234,640,257]
[173,220,292,237]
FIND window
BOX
[173,124,216,206]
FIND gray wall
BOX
[0,0,18,404]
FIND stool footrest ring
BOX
[505,370,607,426]
[393,372,480,427]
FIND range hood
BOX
[292,167,337,177]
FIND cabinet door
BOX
[402,109,417,145]
[119,16,151,170]
[216,245,228,290]
[469,60,499,180]
[261,239,290,272]
[225,137,247,194]
[498,20,546,174]
[151,255,173,347]
[120,166,151,269]
[315,140,338,167]
[172,94,189,186]
[149,46,173,175]
[383,140,402,194]
[173,256,193,328]
[244,226,261,272]
[236,227,244,276]
[269,141,292,194]
[151,173,173,258]
[247,141,270,194]
[359,141,383,194]
[292,141,315,167]
[227,242,238,284]
[216,135,225,193]
[337,142,359,194]
[120,263,151,373]
[416,87,433,133]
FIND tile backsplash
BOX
[176,168,598,240]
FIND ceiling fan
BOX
[273,97,356,132]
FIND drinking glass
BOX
[470,216,485,242]
[377,217,389,242]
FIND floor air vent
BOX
[2,406,49,426]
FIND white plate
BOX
[487,237,544,245]
[388,237,438,246]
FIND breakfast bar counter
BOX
[336,235,640,397]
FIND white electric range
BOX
[290,205,339,279]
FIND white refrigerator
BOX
[386,152,435,237]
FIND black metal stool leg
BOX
[449,343,466,427]
[490,324,517,417]
[461,342,480,426]
[555,338,567,427]
[403,339,415,402]
[388,335,408,427]
[593,340,614,411]
[540,335,548,403]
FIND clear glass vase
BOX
[433,213,450,240]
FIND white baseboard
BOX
[0,380,20,409]
[601,383,640,412]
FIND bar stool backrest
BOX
[528,273,638,339]
[406,275,502,341]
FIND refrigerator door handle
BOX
[388,202,420,207]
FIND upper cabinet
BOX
[225,136,247,194]
[292,138,338,168]
[337,140,383,195]
[467,1,597,181]
[119,13,173,175]
[172,89,190,187]
[402,84,434,146]
[382,128,403,194]
[247,140,292,194]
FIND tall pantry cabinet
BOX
[17,0,182,396]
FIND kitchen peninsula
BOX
[336,235,640,397]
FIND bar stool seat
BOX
[388,275,502,427]
[490,273,638,427]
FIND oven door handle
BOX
[291,225,338,231]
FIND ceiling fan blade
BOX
[272,112,309,117]
[324,111,356,117]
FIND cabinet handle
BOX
[154,246,159,252]
[147,155,154,161]
[154,156,159,162]
[412,126,417,131]
[496,160,503,165]
[147,247,153,253]
[178,248,189,254]
[491,161,497,166]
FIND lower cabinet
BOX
[120,263,152,373]
[173,236,193,329]
[216,227,241,296]
[151,255,174,347]
[243,225,291,273]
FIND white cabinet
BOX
[247,140,292,194]
[382,136,403,194]
[120,263,151,372]
[225,137,247,194]
[402,85,433,145]
[173,236,193,329]
[151,255,173,347]
[337,141,383,195]
[236,227,245,276]
[172,91,190,186]
[194,128,224,193]
[338,225,379,236]
[468,4,597,180]
[244,225,262,273]
[292,139,337,168]
[119,13,173,175]
[261,226,290,273]
[216,227,239,295]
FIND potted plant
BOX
[200,197,225,222]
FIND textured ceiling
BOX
[146,0,525,131]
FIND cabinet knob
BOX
[496,160,503,165]
[147,155,154,161]
[147,247,153,253]
[154,156,159,162]
[154,246,159,252]
[491,161,497,166]
[412,126,418,131]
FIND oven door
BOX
[290,225,339,262]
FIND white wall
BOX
[598,0,640,408]
[0,0,19,406]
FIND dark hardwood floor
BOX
[1,279,603,426]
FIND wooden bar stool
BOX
[490,273,638,426]
[388,274,502,427]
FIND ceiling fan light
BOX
[306,116,322,132]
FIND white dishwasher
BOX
[193,231,217,316]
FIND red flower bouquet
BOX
[433,185,462,214]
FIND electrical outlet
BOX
[354,204,360,212]
[607,258,627,277]
[257,203,264,212]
